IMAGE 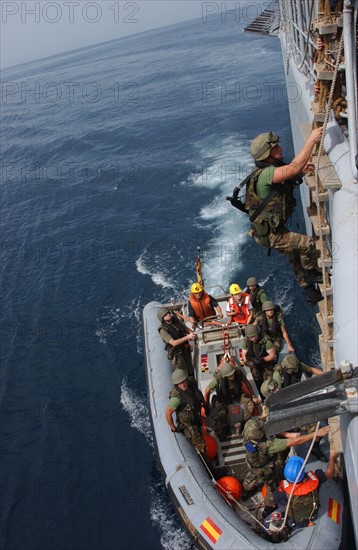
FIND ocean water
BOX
[1,11,320,550]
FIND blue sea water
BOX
[1,11,321,550]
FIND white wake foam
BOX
[120,378,153,447]
[136,252,176,289]
[150,481,191,550]
[186,135,253,288]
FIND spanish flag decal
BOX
[327,498,341,524]
[200,517,222,544]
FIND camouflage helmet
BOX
[262,300,275,312]
[172,369,188,385]
[220,361,235,378]
[243,417,265,441]
[261,378,279,399]
[250,131,279,161]
[246,277,257,286]
[157,307,171,322]
[282,355,301,373]
[245,325,258,338]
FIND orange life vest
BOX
[189,291,215,321]
[280,471,319,496]
[227,293,251,324]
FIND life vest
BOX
[159,316,189,356]
[244,166,295,233]
[169,382,204,426]
[261,311,283,339]
[217,372,242,404]
[280,472,320,524]
[189,291,215,321]
[227,293,251,324]
[245,285,265,314]
[245,334,270,364]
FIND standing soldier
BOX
[256,300,294,353]
[165,370,207,456]
[245,276,268,320]
[157,307,195,377]
[241,325,276,391]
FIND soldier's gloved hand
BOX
[171,425,184,433]
[252,358,261,366]
[246,360,255,369]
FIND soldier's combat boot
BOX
[304,285,323,306]
[303,269,323,284]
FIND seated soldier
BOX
[204,361,260,440]
[242,417,330,517]
[241,325,277,392]
[256,300,294,353]
[188,282,223,328]
[165,369,207,456]
[157,307,195,376]
[244,276,269,320]
[274,452,338,528]
[226,283,253,325]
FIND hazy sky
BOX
[0,1,213,69]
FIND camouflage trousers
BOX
[253,229,318,288]
[181,424,206,456]
[172,347,194,377]
[250,364,275,391]
[243,465,279,507]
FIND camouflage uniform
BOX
[168,382,206,455]
[243,334,275,388]
[243,418,288,507]
[245,166,318,288]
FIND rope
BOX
[298,0,316,71]
[279,422,321,530]
[313,32,344,369]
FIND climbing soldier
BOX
[241,324,277,392]
[226,283,253,325]
[188,282,223,328]
[166,369,207,456]
[242,417,330,517]
[256,300,294,353]
[204,361,259,439]
[244,276,269,320]
[274,452,338,528]
[229,128,324,305]
[157,307,195,376]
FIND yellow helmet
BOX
[191,282,203,293]
[229,283,242,295]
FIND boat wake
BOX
[121,379,191,549]
[150,479,191,550]
[185,135,252,288]
[120,378,153,447]
[136,249,177,289]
